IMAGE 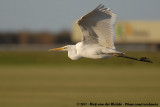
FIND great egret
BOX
[49,4,152,63]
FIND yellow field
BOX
[0,52,160,107]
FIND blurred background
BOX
[0,0,160,107]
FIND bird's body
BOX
[67,42,120,60]
[49,4,152,63]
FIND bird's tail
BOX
[112,53,152,63]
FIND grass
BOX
[0,51,160,107]
[0,51,159,66]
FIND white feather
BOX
[77,4,117,49]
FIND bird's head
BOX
[48,46,68,51]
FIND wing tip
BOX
[77,4,117,25]
[96,4,104,9]
[95,4,114,15]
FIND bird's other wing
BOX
[77,4,117,49]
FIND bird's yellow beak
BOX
[48,46,67,51]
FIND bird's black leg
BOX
[109,53,153,63]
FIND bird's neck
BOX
[67,45,81,60]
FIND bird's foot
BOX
[138,57,153,63]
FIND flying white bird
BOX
[49,4,152,63]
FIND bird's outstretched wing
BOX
[77,4,117,49]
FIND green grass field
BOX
[0,51,160,107]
